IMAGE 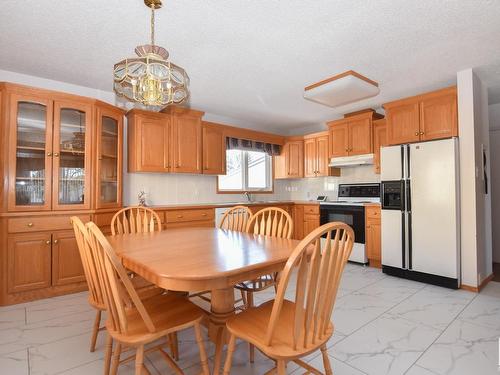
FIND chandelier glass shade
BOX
[113,0,189,107]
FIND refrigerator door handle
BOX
[406,144,411,179]
[406,148,412,270]
[401,211,406,269]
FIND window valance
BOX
[226,137,281,156]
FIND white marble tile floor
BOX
[1,265,499,375]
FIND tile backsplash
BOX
[124,165,380,206]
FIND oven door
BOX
[320,205,365,244]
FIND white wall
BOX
[457,69,493,287]
[0,69,117,104]
[489,103,500,263]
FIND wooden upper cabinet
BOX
[329,122,349,157]
[372,119,387,174]
[304,138,317,177]
[202,122,226,175]
[420,91,457,141]
[127,110,170,173]
[384,86,457,145]
[348,117,372,155]
[316,135,330,176]
[328,112,374,157]
[286,141,304,178]
[385,101,420,145]
[164,107,204,174]
[95,104,123,209]
[304,132,340,178]
[275,140,304,179]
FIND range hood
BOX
[304,70,379,108]
[329,153,374,167]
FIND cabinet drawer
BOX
[8,215,91,233]
[365,206,381,220]
[166,208,214,223]
[303,205,319,215]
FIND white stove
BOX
[320,183,380,264]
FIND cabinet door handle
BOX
[202,213,207,216]
[415,132,419,136]
[420,132,424,135]
[177,215,183,218]
[54,152,59,157]
[27,222,34,227]
[47,152,52,157]
[45,240,51,245]
[53,239,59,244]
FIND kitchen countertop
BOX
[147,200,320,211]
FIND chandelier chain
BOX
[150,4,155,46]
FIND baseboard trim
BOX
[460,273,494,293]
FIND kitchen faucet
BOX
[244,191,252,202]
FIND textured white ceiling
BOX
[1,0,500,134]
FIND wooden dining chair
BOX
[110,207,180,358]
[219,205,253,231]
[72,217,178,367]
[223,222,354,375]
[236,206,293,362]
[111,206,162,235]
[85,222,210,375]
[71,216,107,354]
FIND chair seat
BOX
[106,294,205,345]
[235,274,276,292]
[226,300,334,359]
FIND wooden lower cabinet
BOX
[293,205,304,240]
[52,230,86,286]
[7,233,52,293]
[1,211,118,306]
[303,214,320,237]
[365,205,381,268]
[292,204,320,240]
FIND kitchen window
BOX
[218,150,273,192]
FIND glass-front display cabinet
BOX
[8,94,93,211]
[96,105,123,209]
[53,101,92,210]
[9,94,54,211]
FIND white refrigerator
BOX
[380,138,460,288]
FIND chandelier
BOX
[113,0,189,107]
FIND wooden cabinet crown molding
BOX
[160,105,205,118]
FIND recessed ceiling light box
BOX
[304,70,379,108]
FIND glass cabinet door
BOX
[96,108,123,208]
[52,101,92,210]
[9,95,53,211]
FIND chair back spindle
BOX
[265,222,354,350]
[246,207,293,239]
[219,205,253,232]
[111,207,162,235]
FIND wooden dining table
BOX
[107,226,301,375]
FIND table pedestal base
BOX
[209,288,235,375]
